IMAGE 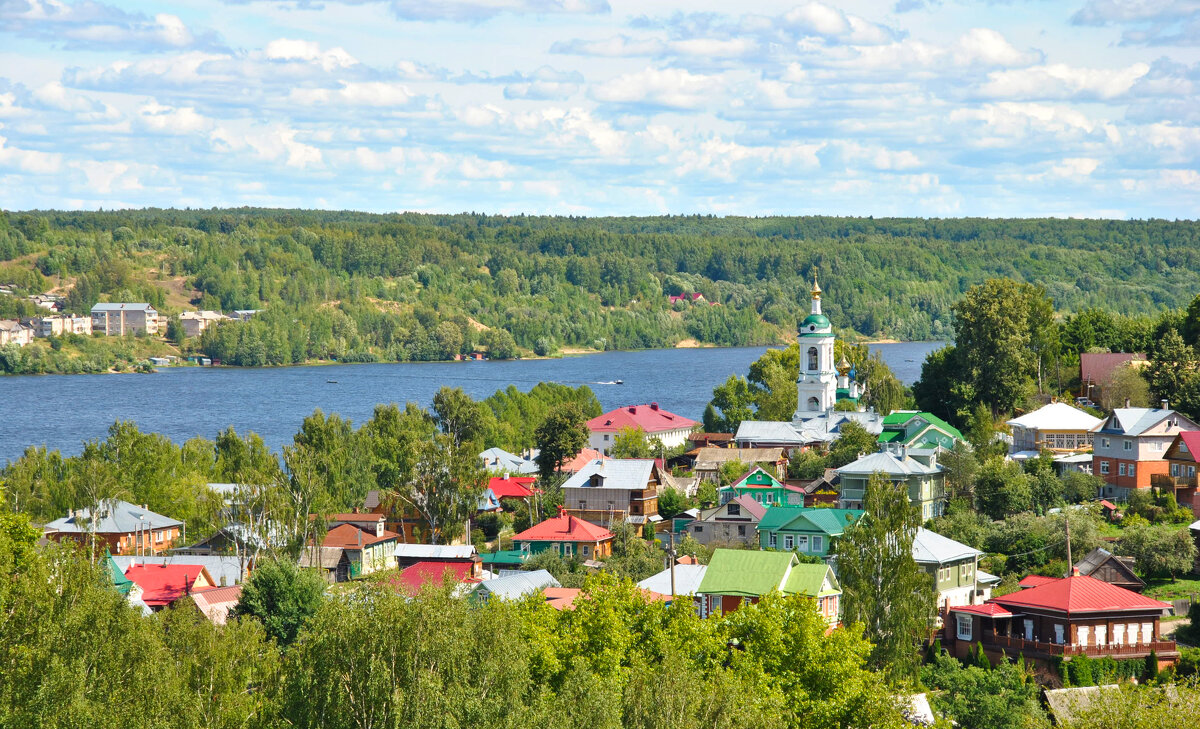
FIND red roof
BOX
[1080,352,1146,387]
[993,575,1171,614]
[326,512,383,523]
[1176,432,1200,463]
[543,587,582,610]
[1018,574,1061,588]
[320,523,399,549]
[1099,499,1119,510]
[125,563,214,607]
[950,603,1013,617]
[487,475,535,499]
[587,404,698,433]
[512,513,614,543]
[392,561,476,596]
[560,448,609,473]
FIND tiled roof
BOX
[512,513,613,543]
[191,585,243,625]
[561,458,654,491]
[1080,352,1146,389]
[950,603,1013,617]
[320,523,398,549]
[912,528,981,565]
[559,448,609,473]
[487,475,536,498]
[993,575,1170,614]
[44,499,182,534]
[125,563,213,606]
[392,561,476,595]
[587,404,698,433]
[1006,402,1102,432]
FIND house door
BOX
[1023,619,1034,641]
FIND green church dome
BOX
[800,313,831,333]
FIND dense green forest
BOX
[1,210,1198,373]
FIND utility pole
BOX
[1065,513,1072,576]
[668,531,676,599]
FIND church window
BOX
[807,347,818,370]
[807,397,820,411]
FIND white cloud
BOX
[0,1,221,51]
[0,133,61,173]
[265,38,358,71]
[592,67,719,109]
[71,160,141,193]
[138,102,211,134]
[550,34,665,57]
[211,124,323,168]
[978,62,1151,100]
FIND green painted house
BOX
[696,549,842,624]
[718,466,803,507]
[877,411,963,452]
[756,506,864,558]
[836,450,947,520]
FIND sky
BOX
[0,0,1197,217]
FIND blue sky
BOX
[0,0,1197,217]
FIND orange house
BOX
[43,500,183,556]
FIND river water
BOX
[0,341,943,463]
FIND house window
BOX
[797,536,809,552]
[603,434,610,441]
[956,614,973,641]
[1077,625,1089,646]
[1124,439,1132,451]
[1190,466,1196,478]
[155,531,164,543]
[737,525,746,537]
[1172,464,1180,477]
[1100,461,1110,475]
[1129,464,1135,477]
[693,525,703,534]
[563,543,573,557]
[1154,440,1163,451]
[1024,619,1034,641]
[1096,625,1107,646]
[1113,624,1124,645]
[1142,623,1153,644]
[1119,463,1126,476]
[582,545,590,558]
[1054,624,1064,644]
[783,535,794,550]
[812,536,824,553]
[768,533,777,548]
[1102,438,1110,448]
[727,502,740,516]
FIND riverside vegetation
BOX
[2,210,1199,373]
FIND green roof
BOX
[782,563,840,598]
[103,549,134,596]
[758,506,864,536]
[698,550,797,597]
[876,411,964,445]
[800,314,831,330]
[480,550,528,567]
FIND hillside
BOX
[1,210,1198,373]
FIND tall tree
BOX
[1145,329,1198,406]
[398,435,486,544]
[432,386,494,447]
[833,472,936,681]
[827,420,877,468]
[610,426,661,459]
[534,401,589,480]
[232,557,327,646]
[704,375,755,433]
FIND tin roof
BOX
[587,403,698,433]
[993,575,1170,614]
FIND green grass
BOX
[1142,576,1200,601]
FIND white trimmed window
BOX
[796,536,809,552]
[1119,463,1126,476]
[768,532,777,548]
[1142,623,1153,644]
[1077,625,1089,646]
[956,614,972,641]
[1129,464,1136,477]
[1113,624,1124,645]
[783,535,794,550]
[1102,438,1110,448]
[1054,624,1064,644]
[582,545,590,558]
[812,536,824,553]
[1100,461,1110,475]
[1124,439,1133,451]
[1096,625,1107,646]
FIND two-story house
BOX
[511,511,614,561]
[686,495,766,546]
[836,449,946,519]
[1092,404,1200,498]
[300,514,399,582]
[561,458,659,531]
[913,528,996,610]
[90,303,159,336]
[718,466,804,506]
[179,310,227,337]
[1007,402,1102,455]
[1163,431,1200,511]
[691,447,786,483]
[877,411,964,453]
[756,505,863,559]
[586,403,698,455]
[946,574,1177,671]
[43,499,184,555]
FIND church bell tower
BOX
[794,277,838,420]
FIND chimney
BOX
[1071,566,1080,577]
[1161,399,1169,410]
[651,402,659,411]
[628,406,637,414]
[1125,398,1131,408]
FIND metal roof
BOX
[993,575,1171,614]
[475,569,560,600]
[90,303,156,312]
[1006,402,1102,432]
[912,528,981,565]
[393,544,476,560]
[561,458,654,491]
[44,499,182,534]
[113,555,248,586]
[586,404,698,433]
[478,447,538,474]
[637,564,708,596]
[836,451,941,477]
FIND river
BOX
[0,341,943,463]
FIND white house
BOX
[586,403,697,455]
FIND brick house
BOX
[43,499,183,555]
[1092,405,1199,498]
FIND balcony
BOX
[980,634,1177,660]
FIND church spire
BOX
[811,275,822,316]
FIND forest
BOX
[1,210,1198,373]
